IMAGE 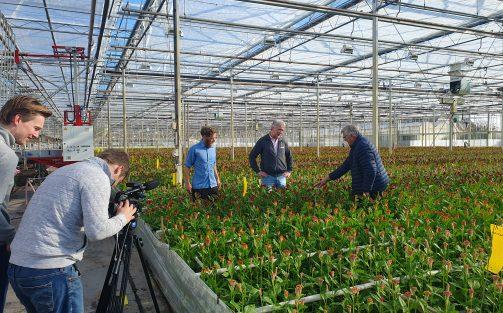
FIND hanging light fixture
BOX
[408,51,419,61]
[340,44,354,54]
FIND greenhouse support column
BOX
[339,121,342,146]
[316,81,320,157]
[468,108,472,146]
[423,117,427,147]
[299,103,303,150]
[245,101,248,153]
[421,118,424,147]
[122,68,127,152]
[230,74,235,160]
[501,100,503,149]
[156,115,160,152]
[371,0,379,148]
[173,0,183,185]
[432,106,436,147]
[141,117,144,147]
[253,115,257,143]
[185,100,189,149]
[388,80,392,154]
[394,103,398,146]
[107,99,111,148]
[487,112,490,147]
[449,103,454,151]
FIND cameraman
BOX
[8,149,136,313]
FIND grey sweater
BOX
[0,126,18,245]
[10,157,127,269]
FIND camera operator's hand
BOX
[116,199,137,223]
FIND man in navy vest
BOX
[249,120,293,189]
[184,126,221,201]
[315,125,389,200]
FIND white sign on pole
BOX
[62,126,94,161]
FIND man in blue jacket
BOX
[315,125,389,200]
[249,120,293,188]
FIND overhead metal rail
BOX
[103,69,501,98]
[104,46,503,85]
[383,0,503,23]
[235,0,503,39]
[118,9,503,60]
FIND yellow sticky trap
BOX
[156,158,160,169]
[123,295,128,305]
[487,224,503,274]
[242,177,248,197]
[172,173,177,186]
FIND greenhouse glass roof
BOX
[0,0,502,135]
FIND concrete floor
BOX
[5,190,172,313]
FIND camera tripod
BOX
[96,219,161,313]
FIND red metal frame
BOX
[64,105,92,126]
[52,45,85,60]
[15,46,86,62]
[29,157,76,168]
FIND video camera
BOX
[109,180,159,217]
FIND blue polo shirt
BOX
[185,140,217,189]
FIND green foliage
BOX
[131,147,503,312]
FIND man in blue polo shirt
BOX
[184,126,221,201]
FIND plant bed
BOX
[130,147,502,312]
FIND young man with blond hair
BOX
[0,95,52,311]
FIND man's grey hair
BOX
[341,125,360,137]
[271,119,286,129]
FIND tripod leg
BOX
[127,272,146,313]
[118,235,133,312]
[133,235,161,313]
[96,244,119,313]
[96,225,131,313]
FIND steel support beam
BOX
[372,0,379,148]
[122,67,127,151]
[173,0,183,185]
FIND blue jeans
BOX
[0,245,10,312]
[261,174,287,188]
[8,263,83,313]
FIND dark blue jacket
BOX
[249,134,293,176]
[329,135,389,193]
